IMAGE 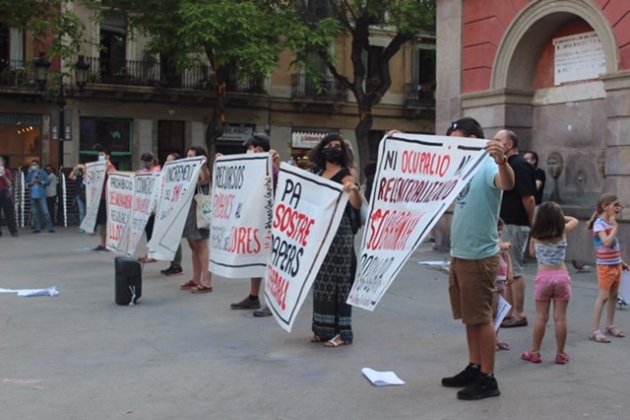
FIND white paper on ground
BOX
[418,260,450,273]
[494,295,512,331]
[0,286,60,297]
[361,368,405,386]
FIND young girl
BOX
[521,202,578,364]
[588,193,626,343]
[495,218,513,351]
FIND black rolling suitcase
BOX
[115,256,142,305]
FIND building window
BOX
[366,46,384,92]
[0,24,24,75]
[414,48,436,102]
[80,117,132,169]
[99,12,127,81]
[157,120,185,164]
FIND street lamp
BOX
[33,53,90,169]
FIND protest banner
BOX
[209,153,273,278]
[347,133,489,311]
[106,172,135,253]
[80,161,107,233]
[147,156,205,261]
[126,172,161,255]
[265,163,348,332]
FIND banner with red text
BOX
[80,161,107,234]
[106,172,135,253]
[347,133,489,311]
[209,153,273,278]
[265,163,348,332]
[126,172,161,255]
[148,157,205,261]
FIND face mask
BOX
[246,149,254,154]
[98,154,106,162]
[142,162,152,169]
[322,147,344,163]
[31,164,39,171]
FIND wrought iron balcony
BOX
[291,73,347,102]
[0,59,36,88]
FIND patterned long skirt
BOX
[312,214,356,342]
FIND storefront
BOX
[0,113,43,170]
[79,117,132,170]
[290,128,338,170]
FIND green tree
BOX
[105,0,287,153]
[285,0,435,164]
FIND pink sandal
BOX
[606,325,625,338]
[521,351,542,363]
[555,352,570,365]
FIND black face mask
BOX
[322,147,344,163]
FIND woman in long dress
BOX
[309,133,364,347]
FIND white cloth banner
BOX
[347,133,489,311]
[265,163,348,332]
[148,157,205,261]
[127,173,161,255]
[106,172,135,253]
[80,161,107,233]
[209,153,274,278]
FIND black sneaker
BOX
[441,365,481,388]
[253,306,273,317]
[161,264,183,276]
[230,296,261,310]
[457,374,500,400]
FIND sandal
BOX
[521,351,542,363]
[310,336,325,343]
[606,325,625,337]
[501,316,528,328]
[323,334,352,347]
[555,352,570,365]
[496,341,511,351]
[190,285,213,294]
[589,330,611,343]
[180,280,197,290]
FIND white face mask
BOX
[246,149,254,154]
[98,154,107,162]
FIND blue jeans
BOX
[75,196,86,224]
[31,197,53,232]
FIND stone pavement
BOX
[0,228,629,420]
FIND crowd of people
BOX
[1,122,626,402]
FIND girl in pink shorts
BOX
[521,202,578,365]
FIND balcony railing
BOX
[0,59,35,88]
[291,73,347,102]
[404,82,435,107]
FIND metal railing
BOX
[0,59,35,88]
[291,73,347,102]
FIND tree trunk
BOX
[354,104,373,179]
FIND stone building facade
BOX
[437,0,630,262]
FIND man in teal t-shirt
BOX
[440,117,515,401]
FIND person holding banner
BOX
[92,145,116,251]
[230,134,278,315]
[442,118,515,400]
[180,146,213,293]
[137,152,161,264]
[308,133,363,347]
[160,153,184,276]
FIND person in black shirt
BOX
[496,130,536,328]
[524,151,546,205]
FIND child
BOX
[495,218,512,351]
[588,193,627,343]
[521,202,578,364]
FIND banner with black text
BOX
[106,172,135,253]
[126,172,161,255]
[148,157,205,261]
[209,153,273,278]
[80,161,107,234]
[347,133,489,311]
[265,164,348,332]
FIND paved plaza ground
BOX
[1,228,629,420]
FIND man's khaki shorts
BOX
[449,255,499,325]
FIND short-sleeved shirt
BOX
[451,157,502,260]
[533,167,546,205]
[500,154,536,226]
[592,217,622,265]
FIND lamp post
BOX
[33,53,90,169]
